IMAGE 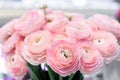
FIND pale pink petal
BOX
[65,12,85,21]
[15,10,46,36]
[2,33,21,54]
[86,20,99,32]
[0,19,17,43]
[52,32,68,40]
[21,45,46,65]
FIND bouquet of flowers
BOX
[0,8,120,80]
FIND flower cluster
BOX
[0,8,120,80]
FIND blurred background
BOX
[0,0,120,80]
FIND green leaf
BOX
[28,67,39,80]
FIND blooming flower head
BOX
[43,10,69,33]
[46,40,79,76]
[92,31,119,63]
[5,50,27,80]
[21,31,53,65]
[2,33,21,54]
[77,42,103,74]
[91,14,120,39]
[66,21,92,41]
[15,10,46,36]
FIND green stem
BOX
[79,75,84,80]
[47,65,55,80]
[68,74,74,80]
[59,76,63,80]
[27,63,43,80]
[72,71,84,80]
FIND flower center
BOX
[76,27,82,30]
[11,56,15,63]
[35,37,41,43]
[61,50,70,58]
[97,39,101,43]
[58,49,73,65]
[32,37,41,45]
[85,49,88,53]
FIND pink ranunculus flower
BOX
[0,19,17,43]
[53,32,77,43]
[65,12,85,21]
[44,17,68,33]
[92,31,120,63]
[70,13,84,21]
[66,21,92,41]
[46,40,79,76]
[91,14,120,39]
[44,8,53,14]
[2,33,21,54]
[86,20,99,32]
[43,11,69,33]
[45,10,65,20]
[15,38,24,55]
[52,32,68,40]
[15,10,46,36]
[5,50,27,80]
[77,42,103,74]
[51,10,65,17]
[21,31,53,65]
